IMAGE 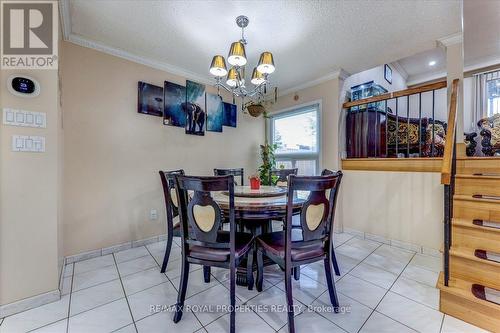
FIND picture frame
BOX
[137,81,163,117]
[384,64,392,84]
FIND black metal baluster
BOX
[419,93,422,157]
[431,90,435,156]
[385,100,388,157]
[407,95,410,157]
[396,98,399,157]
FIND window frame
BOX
[267,100,322,175]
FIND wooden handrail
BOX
[441,79,460,185]
[342,80,447,108]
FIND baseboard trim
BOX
[343,227,440,258]
[64,234,167,265]
[0,289,60,318]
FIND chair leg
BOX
[230,264,236,333]
[293,266,300,280]
[323,258,339,312]
[285,267,295,333]
[256,248,264,292]
[331,248,341,276]
[247,249,254,290]
[173,259,190,323]
[160,229,173,273]
[203,266,211,283]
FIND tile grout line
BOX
[356,251,420,333]
[439,312,446,333]
[112,253,139,333]
[65,263,75,333]
[144,240,208,331]
[310,242,385,331]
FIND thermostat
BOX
[7,75,40,98]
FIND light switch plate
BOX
[11,135,45,152]
[3,108,46,128]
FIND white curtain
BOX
[472,73,487,129]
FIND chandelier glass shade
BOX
[209,15,276,107]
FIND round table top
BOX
[212,185,308,213]
[223,185,287,198]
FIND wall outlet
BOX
[149,209,158,220]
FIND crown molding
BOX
[437,32,463,48]
[390,61,409,80]
[66,34,213,85]
[59,0,71,40]
[279,69,350,97]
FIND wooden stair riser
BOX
[455,177,500,197]
[440,290,500,333]
[453,198,500,221]
[452,225,500,253]
[456,158,500,175]
[449,253,500,290]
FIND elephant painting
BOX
[182,102,205,135]
[185,80,206,136]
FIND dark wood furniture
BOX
[159,169,184,273]
[255,172,343,333]
[270,168,298,186]
[214,168,245,186]
[211,187,307,285]
[173,175,254,333]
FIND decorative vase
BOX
[250,177,261,190]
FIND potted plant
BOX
[258,142,279,186]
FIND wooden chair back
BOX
[175,175,235,252]
[214,168,244,186]
[271,168,298,186]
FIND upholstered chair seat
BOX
[257,230,324,261]
[189,231,253,262]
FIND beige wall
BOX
[60,42,264,256]
[341,171,444,250]
[268,74,444,250]
[269,77,343,171]
[0,69,60,305]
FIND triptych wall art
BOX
[137,80,237,136]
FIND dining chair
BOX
[159,169,212,282]
[270,168,298,186]
[159,169,184,273]
[214,168,244,186]
[291,169,342,279]
[172,175,255,333]
[255,172,343,333]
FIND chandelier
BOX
[209,15,276,113]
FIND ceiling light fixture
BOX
[209,15,277,112]
[428,60,437,66]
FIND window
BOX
[269,103,320,175]
[486,71,500,117]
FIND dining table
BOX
[211,185,308,286]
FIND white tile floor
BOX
[0,233,490,333]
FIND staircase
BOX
[437,157,500,332]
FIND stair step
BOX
[474,219,500,230]
[455,174,500,196]
[473,194,500,201]
[472,284,500,306]
[475,249,500,264]
[438,272,500,332]
[456,157,500,174]
[452,219,500,252]
[449,247,500,290]
[454,194,500,221]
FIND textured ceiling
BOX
[66,0,461,91]
[464,0,500,67]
